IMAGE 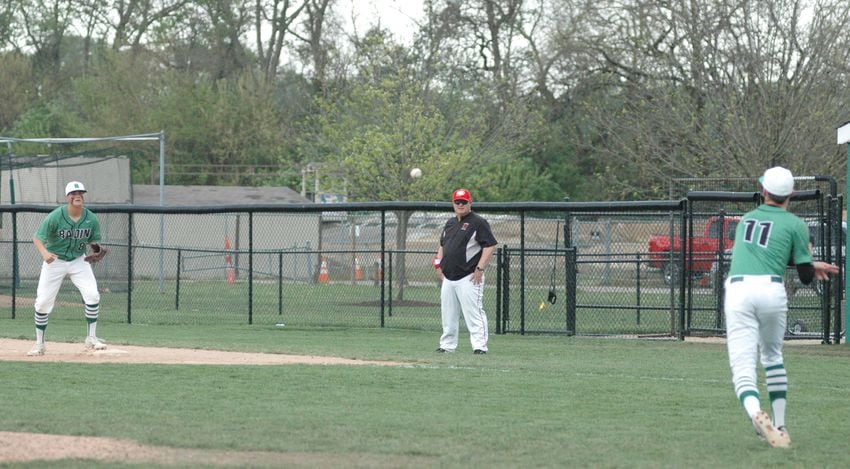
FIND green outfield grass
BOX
[3,275,828,337]
[3,280,691,334]
[1,319,848,468]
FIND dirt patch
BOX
[0,431,433,467]
[0,338,414,466]
[0,338,404,366]
[685,336,824,345]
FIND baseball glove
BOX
[84,243,109,264]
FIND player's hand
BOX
[472,269,483,285]
[812,261,839,281]
[42,253,56,264]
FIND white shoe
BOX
[751,410,790,448]
[27,343,45,356]
[85,336,107,350]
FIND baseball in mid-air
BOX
[410,168,422,178]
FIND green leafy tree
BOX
[309,57,484,299]
[0,52,37,132]
[66,51,288,185]
[10,101,83,137]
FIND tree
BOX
[68,52,287,184]
[254,0,309,83]
[290,0,338,92]
[308,30,486,298]
[109,0,191,53]
[0,1,15,51]
[157,0,254,79]
[573,0,850,196]
[0,52,37,132]
[17,0,78,88]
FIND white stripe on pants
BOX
[440,273,488,351]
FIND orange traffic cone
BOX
[354,257,363,281]
[225,236,236,284]
[318,257,330,284]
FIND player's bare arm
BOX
[33,237,55,264]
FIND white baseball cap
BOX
[65,181,87,195]
[759,167,794,196]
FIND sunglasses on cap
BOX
[453,200,469,205]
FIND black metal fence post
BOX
[520,212,526,335]
[566,247,576,334]
[495,247,502,334]
[380,210,386,327]
[502,246,511,334]
[248,211,253,325]
[10,210,17,319]
[175,249,181,310]
[127,212,133,324]
[278,251,283,317]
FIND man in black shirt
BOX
[434,188,498,354]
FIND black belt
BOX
[729,275,782,284]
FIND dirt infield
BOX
[0,431,432,467]
[0,338,403,366]
[0,338,413,466]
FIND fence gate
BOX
[498,246,577,335]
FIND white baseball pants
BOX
[439,273,488,352]
[34,256,100,315]
[724,276,787,401]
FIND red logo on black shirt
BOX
[462,223,469,230]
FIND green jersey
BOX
[35,206,102,261]
[728,204,811,277]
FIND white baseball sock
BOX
[766,364,788,428]
[743,395,761,417]
[772,399,787,429]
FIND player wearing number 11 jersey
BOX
[724,167,839,448]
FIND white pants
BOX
[439,273,488,352]
[34,256,100,315]
[724,276,787,400]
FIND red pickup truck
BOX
[648,216,740,285]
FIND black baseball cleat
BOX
[473,349,487,355]
[436,348,449,353]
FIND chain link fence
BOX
[1,196,843,342]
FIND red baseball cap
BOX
[452,188,471,203]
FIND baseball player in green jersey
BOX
[724,167,839,448]
[27,181,109,356]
